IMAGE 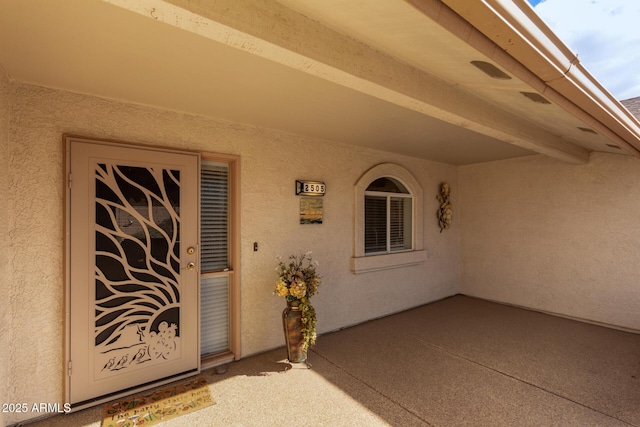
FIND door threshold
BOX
[201,351,236,371]
[70,369,199,413]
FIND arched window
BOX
[365,177,413,254]
[352,163,427,274]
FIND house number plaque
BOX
[296,180,326,196]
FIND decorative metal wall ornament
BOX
[437,182,453,232]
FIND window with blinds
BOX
[200,275,229,355]
[201,162,229,271]
[390,197,412,251]
[364,177,413,254]
[200,161,230,356]
[365,196,387,253]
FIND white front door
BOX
[67,137,200,405]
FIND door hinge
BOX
[68,173,72,189]
[68,360,72,376]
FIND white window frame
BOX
[352,163,427,274]
[364,188,413,255]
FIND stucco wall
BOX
[459,153,640,331]
[0,66,11,427]
[5,82,459,424]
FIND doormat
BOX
[101,377,215,427]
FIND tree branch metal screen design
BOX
[94,163,183,377]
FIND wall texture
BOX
[459,153,640,331]
[7,75,640,427]
[5,81,459,424]
[0,65,11,427]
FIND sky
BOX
[527,0,640,100]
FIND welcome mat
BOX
[102,377,215,427]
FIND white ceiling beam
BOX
[103,0,590,164]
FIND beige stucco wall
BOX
[7,74,640,427]
[5,81,459,424]
[0,66,11,427]
[459,153,640,331]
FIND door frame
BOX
[63,135,209,410]
[199,152,242,369]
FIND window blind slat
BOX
[364,177,413,254]
[200,161,230,357]
[200,162,228,271]
[200,275,229,355]
[390,197,412,251]
[390,197,404,251]
[365,195,387,253]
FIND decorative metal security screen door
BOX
[67,138,199,405]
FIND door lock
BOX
[187,247,196,255]
[186,262,195,270]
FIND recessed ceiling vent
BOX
[470,61,512,80]
[520,92,551,104]
[578,127,597,134]
[606,144,622,149]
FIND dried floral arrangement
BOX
[274,253,321,351]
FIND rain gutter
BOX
[407,0,640,158]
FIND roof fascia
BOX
[436,0,640,158]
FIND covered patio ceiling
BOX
[1,0,639,165]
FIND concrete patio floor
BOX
[19,295,640,426]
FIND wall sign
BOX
[296,180,326,196]
[300,198,323,224]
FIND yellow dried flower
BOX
[274,280,289,297]
[289,281,307,299]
